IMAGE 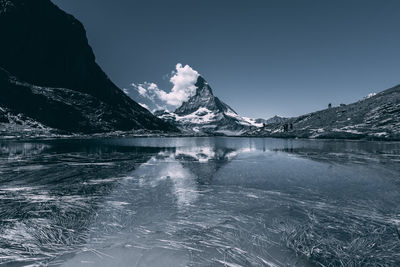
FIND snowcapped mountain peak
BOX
[174,76,234,116]
[156,75,262,135]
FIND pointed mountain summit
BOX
[156,76,262,135]
[175,76,236,116]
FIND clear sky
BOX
[52,0,400,119]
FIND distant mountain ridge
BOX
[0,0,177,134]
[261,115,288,125]
[156,76,263,135]
[246,85,400,140]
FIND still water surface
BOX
[0,137,399,266]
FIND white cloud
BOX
[135,82,159,98]
[158,63,199,106]
[131,82,157,100]
[132,63,200,109]
[137,85,147,96]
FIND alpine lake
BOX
[0,137,399,266]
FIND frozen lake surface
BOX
[0,137,399,266]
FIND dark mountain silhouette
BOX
[0,0,177,134]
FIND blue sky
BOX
[52,0,400,119]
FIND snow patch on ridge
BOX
[162,107,217,124]
[224,108,263,127]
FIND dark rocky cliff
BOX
[0,0,177,133]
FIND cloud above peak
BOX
[131,63,200,110]
[165,63,199,106]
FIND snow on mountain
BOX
[155,76,263,135]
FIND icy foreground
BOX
[0,137,399,266]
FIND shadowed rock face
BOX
[0,0,177,133]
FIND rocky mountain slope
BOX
[0,0,177,134]
[0,104,57,138]
[246,85,400,140]
[257,115,288,125]
[155,76,262,135]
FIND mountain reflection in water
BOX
[0,137,399,266]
